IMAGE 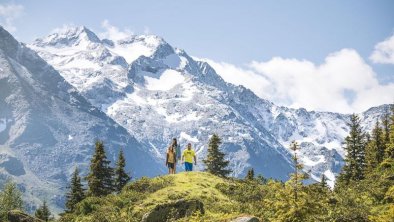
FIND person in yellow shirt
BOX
[182,143,197,171]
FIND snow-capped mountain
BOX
[0,26,161,214]
[30,26,295,180]
[30,26,391,188]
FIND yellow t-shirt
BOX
[182,149,195,163]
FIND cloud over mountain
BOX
[0,3,24,33]
[370,33,394,64]
[205,49,394,114]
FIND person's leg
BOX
[171,163,175,174]
[186,162,192,171]
[184,162,188,171]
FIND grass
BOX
[130,172,240,220]
[61,172,257,222]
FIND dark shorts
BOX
[185,162,193,171]
[167,162,175,169]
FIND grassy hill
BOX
[59,162,394,222]
[59,172,262,222]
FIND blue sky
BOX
[1,0,393,113]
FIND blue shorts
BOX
[185,162,193,171]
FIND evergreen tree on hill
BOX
[35,200,51,221]
[365,120,385,172]
[245,168,255,180]
[337,114,366,185]
[320,174,328,189]
[203,134,232,177]
[382,113,390,146]
[86,140,114,196]
[0,180,23,220]
[288,141,308,203]
[386,107,394,159]
[114,149,131,193]
[65,167,85,212]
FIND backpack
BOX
[176,144,181,160]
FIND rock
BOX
[141,199,204,222]
[7,210,42,222]
[231,216,260,222]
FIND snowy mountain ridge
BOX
[29,26,391,188]
[0,26,161,214]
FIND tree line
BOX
[65,141,131,213]
[0,141,130,221]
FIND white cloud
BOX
[370,34,394,64]
[205,49,394,114]
[99,19,133,41]
[0,3,24,33]
[203,59,272,98]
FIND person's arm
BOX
[165,152,168,165]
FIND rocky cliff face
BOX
[0,26,161,213]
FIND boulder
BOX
[231,216,260,222]
[7,210,42,222]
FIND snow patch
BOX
[108,35,162,64]
[128,91,147,105]
[61,58,101,70]
[181,112,202,122]
[324,170,336,188]
[144,70,185,91]
[68,135,73,140]
[180,132,199,143]
[149,142,162,159]
[110,43,153,64]
[302,155,325,166]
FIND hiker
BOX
[166,142,177,174]
[182,143,197,171]
[169,138,181,173]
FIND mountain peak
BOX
[33,25,101,47]
[117,34,165,46]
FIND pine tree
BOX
[114,149,131,193]
[65,167,85,212]
[203,134,232,177]
[35,200,51,221]
[86,140,114,196]
[386,107,394,159]
[338,114,366,184]
[382,113,390,146]
[0,180,23,220]
[320,174,328,189]
[245,168,255,180]
[288,141,306,203]
[365,120,385,172]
